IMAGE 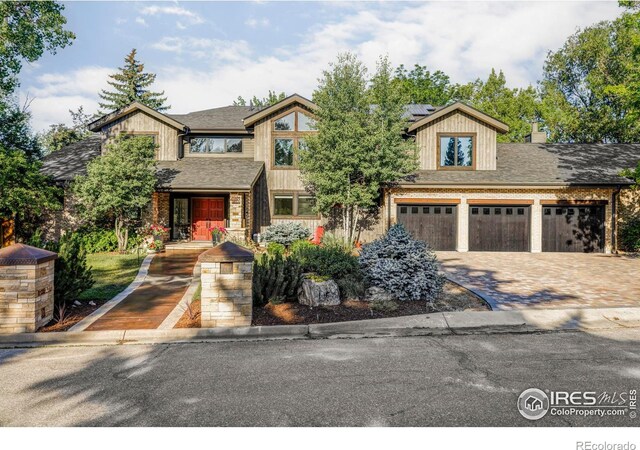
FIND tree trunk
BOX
[114,216,127,253]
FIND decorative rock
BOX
[364,286,396,303]
[89,301,96,306]
[298,277,340,307]
[74,300,81,306]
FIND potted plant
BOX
[210,225,227,245]
[142,224,169,253]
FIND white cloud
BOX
[24,2,623,130]
[135,17,148,27]
[139,5,204,24]
[245,17,270,28]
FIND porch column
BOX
[228,192,246,240]
[530,200,542,253]
[456,199,469,252]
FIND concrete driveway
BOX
[437,252,640,310]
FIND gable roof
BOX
[242,94,317,127]
[407,101,510,133]
[88,102,186,132]
[403,143,640,187]
[41,134,102,182]
[167,105,260,132]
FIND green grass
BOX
[78,252,143,302]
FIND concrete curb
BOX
[69,254,155,332]
[444,276,499,311]
[1,307,639,348]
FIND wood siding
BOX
[101,110,180,161]
[415,111,498,170]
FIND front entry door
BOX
[192,198,225,241]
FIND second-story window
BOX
[272,109,315,168]
[190,137,243,154]
[438,134,475,169]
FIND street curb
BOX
[1,307,639,348]
[444,276,499,311]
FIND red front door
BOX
[192,198,225,241]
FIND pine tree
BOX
[98,49,169,113]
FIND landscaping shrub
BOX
[74,227,140,253]
[359,224,444,302]
[252,253,304,306]
[620,217,640,252]
[52,233,95,309]
[266,241,285,256]
[262,222,311,247]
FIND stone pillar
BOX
[0,244,57,333]
[228,192,246,240]
[198,241,253,328]
[530,201,542,253]
[456,199,469,252]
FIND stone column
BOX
[199,241,253,328]
[456,199,469,252]
[530,201,542,253]
[0,244,57,333]
[227,192,246,240]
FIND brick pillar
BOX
[0,244,57,333]
[198,242,253,328]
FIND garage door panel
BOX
[469,206,530,252]
[397,204,456,251]
[542,206,604,253]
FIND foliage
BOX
[72,135,156,252]
[369,299,398,313]
[77,227,119,253]
[619,217,640,252]
[393,64,455,105]
[540,7,640,142]
[266,242,285,256]
[300,54,418,245]
[262,222,311,246]
[359,224,444,302]
[621,160,640,185]
[51,233,94,308]
[98,48,169,113]
[335,273,366,300]
[454,69,539,143]
[252,253,304,306]
[0,1,75,94]
[290,241,360,280]
[38,106,92,154]
[234,90,287,107]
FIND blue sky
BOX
[18,1,623,131]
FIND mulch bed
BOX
[175,298,201,328]
[39,299,109,332]
[175,280,489,328]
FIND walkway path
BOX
[86,250,203,331]
[438,252,640,310]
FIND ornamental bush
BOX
[262,222,310,247]
[359,224,444,302]
[252,253,304,306]
[620,217,640,252]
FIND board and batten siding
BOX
[102,110,180,161]
[415,111,498,170]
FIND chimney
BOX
[525,122,547,144]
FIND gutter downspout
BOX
[611,186,621,254]
[177,127,190,160]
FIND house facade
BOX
[42,94,640,253]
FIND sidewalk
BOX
[2,306,639,347]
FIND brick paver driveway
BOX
[437,252,640,310]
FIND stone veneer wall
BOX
[0,259,55,333]
[199,242,253,328]
[389,187,616,253]
[227,192,247,240]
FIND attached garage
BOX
[397,203,457,250]
[542,204,605,253]
[468,204,531,251]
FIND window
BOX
[445,207,453,214]
[517,208,525,215]
[411,206,418,214]
[505,208,513,215]
[400,206,407,214]
[544,208,551,215]
[189,137,243,154]
[274,195,294,216]
[272,108,316,168]
[483,208,490,215]
[495,208,502,215]
[423,207,430,214]
[273,193,318,217]
[438,134,474,168]
[471,207,479,215]
[434,207,441,214]
[172,198,190,240]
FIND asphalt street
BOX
[0,330,639,426]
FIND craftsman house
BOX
[41,94,640,253]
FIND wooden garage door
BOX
[397,204,457,250]
[542,206,604,253]
[469,205,530,251]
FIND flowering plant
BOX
[209,225,227,237]
[140,224,169,252]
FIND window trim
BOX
[271,191,319,218]
[436,132,477,171]
[271,106,317,170]
[188,136,244,154]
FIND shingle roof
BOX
[167,106,263,131]
[405,143,640,187]
[156,158,264,191]
[41,134,102,182]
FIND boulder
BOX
[298,277,340,307]
[364,286,396,303]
